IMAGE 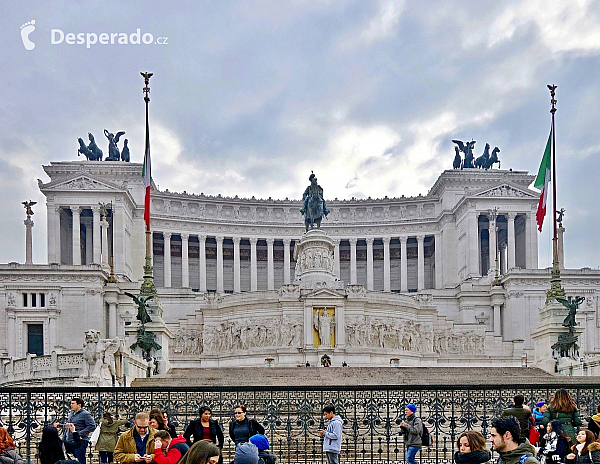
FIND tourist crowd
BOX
[3,389,600,464]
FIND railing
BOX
[1,384,597,464]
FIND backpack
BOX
[497,454,540,464]
[421,424,433,447]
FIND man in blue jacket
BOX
[55,397,96,464]
[318,405,343,464]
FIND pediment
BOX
[472,183,538,199]
[304,287,346,299]
[40,175,124,192]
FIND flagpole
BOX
[140,71,157,296]
[547,84,565,299]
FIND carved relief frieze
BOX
[171,328,203,356]
[434,330,485,355]
[345,316,433,353]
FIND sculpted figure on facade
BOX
[81,330,102,378]
[345,317,434,353]
[300,172,329,231]
[314,309,334,347]
[433,330,484,355]
[172,329,203,356]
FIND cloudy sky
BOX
[1,0,599,269]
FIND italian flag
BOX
[534,129,552,232]
[142,121,151,231]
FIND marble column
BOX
[529,213,539,269]
[24,218,34,264]
[400,236,408,292]
[163,232,172,288]
[467,212,480,278]
[198,235,207,292]
[84,219,93,265]
[46,204,56,263]
[434,233,443,289]
[216,236,224,293]
[267,238,275,290]
[507,213,516,270]
[417,235,425,291]
[92,206,101,264]
[383,237,391,292]
[71,206,81,265]
[488,214,497,275]
[108,302,117,338]
[366,238,374,290]
[181,233,189,288]
[333,240,341,280]
[54,206,62,264]
[283,239,291,284]
[493,304,501,337]
[233,237,241,292]
[100,216,109,269]
[558,226,565,269]
[250,238,258,291]
[349,238,357,285]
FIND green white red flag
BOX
[534,129,552,232]
[142,120,151,231]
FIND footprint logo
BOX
[20,20,36,51]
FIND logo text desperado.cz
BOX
[51,29,167,48]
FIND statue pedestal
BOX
[531,299,583,374]
[293,229,337,288]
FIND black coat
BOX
[228,418,265,444]
[453,450,491,464]
[183,418,224,448]
[588,417,600,439]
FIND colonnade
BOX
[155,232,442,292]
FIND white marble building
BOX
[1,160,600,383]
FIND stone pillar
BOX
[250,238,258,291]
[54,206,62,264]
[233,237,241,292]
[216,236,224,293]
[333,239,341,280]
[366,238,374,291]
[526,213,539,269]
[467,212,480,278]
[267,238,275,290]
[7,313,15,357]
[163,232,172,287]
[558,226,565,269]
[283,239,291,284]
[400,236,408,292]
[198,235,207,292]
[488,214,497,275]
[434,233,443,289]
[493,304,501,336]
[71,206,81,265]
[349,238,357,285]
[181,233,189,288]
[383,237,391,292]
[417,235,425,291]
[92,206,101,264]
[108,302,118,338]
[84,219,93,265]
[46,204,56,263]
[24,218,34,264]
[100,216,109,269]
[507,213,516,270]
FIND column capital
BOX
[349,238,358,246]
[232,237,241,244]
[365,238,374,245]
[416,235,425,243]
[163,231,172,240]
[506,212,517,221]
[249,238,258,245]
[91,205,101,215]
[181,233,190,241]
[198,234,207,242]
[332,239,340,246]
[55,205,63,214]
[215,235,224,244]
[399,236,408,244]
[266,238,275,246]
[70,206,82,215]
[382,237,391,245]
[283,238,291,246]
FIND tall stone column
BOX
[434,233,443,289]
[216,236,224,293]
[24,217,34,264]
[108,302,118,338]
[558,226,565,269]
[529,213,539,269]
[100,216,109,269]
[467,212,480,278]
[283,239,291,284]
[488,214,497,275]
[267,238,274,290]
[493,304,501,336]
[333,239,341,280]
[198,235,207,292]
[181,233,189,288]
[366,238,374,290]
[417,235,425,291]
[71,207,81,265]
[507,213,516,270]
[46,204,56,263]
[349,238,357,285]
[83,219,93,265]
[233,237,241,292]
[400,236,408,292]
[54,206,62,264]
[250,238,258,291]
[163,232,172,288]
[92,206,101,264]
[383,237,391,292]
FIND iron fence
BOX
[1,384,599,464]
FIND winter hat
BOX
[406,404,417,413]
[249,434,270,450]
[234,442,259,464]
[536,401,546,408]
